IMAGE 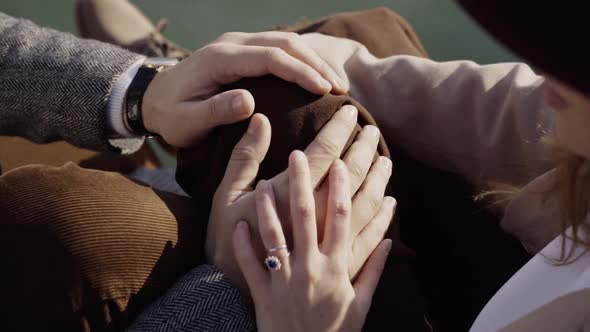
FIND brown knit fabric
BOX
[177,6,427,214]
[177,78,389,208]
[280,7,428,59]
[177,6,428,204]
[176,7,432,332]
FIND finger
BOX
[304,105,357,187]
[353,239,392,313]
[182,89,255,130]
[289,151,319,260]
[321,160,352,257]
[255,180,291,275]
[233,32,349,94]
[233,221,269,300]
[351,197,396,278]
[342,125,381,195]
[217,114,271,203]
[350,156,393,237]
[209,43,332,95]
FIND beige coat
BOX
[301,33,590,331]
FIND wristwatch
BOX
[124,57,179,137]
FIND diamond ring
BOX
[264,255,282,271]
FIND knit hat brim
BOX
[457,1,589,96]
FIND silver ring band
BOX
[267,245,288,253]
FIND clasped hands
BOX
[208,108,395,332]
[138,30,395,329]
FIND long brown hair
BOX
[551,148,590,261]
[477,144,590,263]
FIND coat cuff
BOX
[107,56,146,138]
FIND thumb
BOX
[352,239,392,314]
[199,89,255,129]
[217,113,271,203]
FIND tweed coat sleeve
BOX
[0,12,144,153]
[128,264,256,332]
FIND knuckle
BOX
[206,98,219,121]
[293,265,318,284]
[333,201,351,218]
[281,33,300,49]
[284,31,300,39]
[316,137,341,158]
[330,256,347,273]
[295,202,314,220]
[200,44,231,65]
[218,31,240,41]
[202,43,223,56]
[266,47,286,62]
[231,144,260,163]
[347,159,365,182]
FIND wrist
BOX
[141,74,162,136]
[125,57,178,136]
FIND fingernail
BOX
[232,94,245,114]
[336,75,349,91]
[237,220,249,234]
[365,125,380,139]
[247,116,262,135]
[333,159,346,171]
[289,150,305,165]
[386,196,397,209]
[379,156,392,174]
[319,78,332,90]
[328,71,346,90]
[344,105,357,118]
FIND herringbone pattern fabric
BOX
[128,265,255,332]
[0,12,142,152]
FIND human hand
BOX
[142,31,348,147]
[208,105,394,291]
[233,151,392,332]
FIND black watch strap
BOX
[125,58,177,137]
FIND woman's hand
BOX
[142,31,348,147]
[208,106,394,292]
[234,151,392,332]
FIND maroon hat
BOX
[457,1,589,96]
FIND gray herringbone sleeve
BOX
[128,265,256,332]
[0,12,142,152]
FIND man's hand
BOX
[141,31,348,147]
[208,105,394,292]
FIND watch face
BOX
[144,57,179,68]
